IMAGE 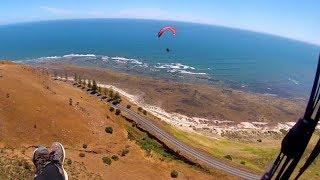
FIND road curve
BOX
[110,103,261,180]
[69,80,261,180]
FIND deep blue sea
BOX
[0,19,319,98]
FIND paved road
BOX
[69,80,261,180]
[110,103,261,180]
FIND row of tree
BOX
[73,73,121,102]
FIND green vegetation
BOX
[105,127,113,134]
[143,110,147,115]
[165,124,320,178]
[74,73,77,82]
[66,158,72,165]
[103,88,108,96]
[115,109,121,115]
[77,75,82,84]
[114,92,121,100]
[91,80,97,93]
[81,79,86,86]
[121,148,130,157]
[112,99,121,105]
[0,154,34,179]
[224,154,232,161]
[102,157,112,165]
[170,170,179,178]
[111,155,119,161]
[165,124,279,172]
[108,89,114,99]
[126,126,174,159]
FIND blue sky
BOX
[0,0,319,45]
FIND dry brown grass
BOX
[0,62,230,179]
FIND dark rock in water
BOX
[222,89,232,94]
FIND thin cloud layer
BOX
[40,6,73,16]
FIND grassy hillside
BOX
[0,62,227,179]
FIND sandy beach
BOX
[46,63,318,140]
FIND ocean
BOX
[0,19,319,98]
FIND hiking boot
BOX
[33,146,50,177]
[50,142,65,166]
[50,142,68,180]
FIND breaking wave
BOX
[24,54,207,76]
[288,77,299,85]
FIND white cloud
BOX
[87,11,106,17]
[117,8,167,19]
[35,6,319,45]
[115,8,216,26]
[40,6,73,16]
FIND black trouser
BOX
[34,163,64,180]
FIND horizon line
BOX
[1,17,319,47]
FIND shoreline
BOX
[47,63,308,139]
[24,53,311,99]
[91,79,318,137]
[59,76,303,136]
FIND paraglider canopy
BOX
[157,26,176,38]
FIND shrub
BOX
[101,96,107,99]
[112,100,120,105]
[111,155,119,161]
[105,127,113,134]
[240,161,246,165]
[91,80,97,93]
[69,98,72,106]
[23,162,31,170]
[109,107,115,112]
[103,88,108,96]
[114,92,121,100]
[79,152,85,157]
[280,129,288,135]
[87,80,92,89]
[102,156,112,165]
[127,131,135,141]
[138,107,143,112]
[257,139,262,142]
[143,110,147,115]
[115,109,121,115]
[171,170,178,178]
[83,144,88,149]
[224,154,232,161]
[66,159,72,165]
[126,105,131,109]
[108,89,114,98]
[121,148,129,156]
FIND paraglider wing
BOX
[157,26,176,38]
